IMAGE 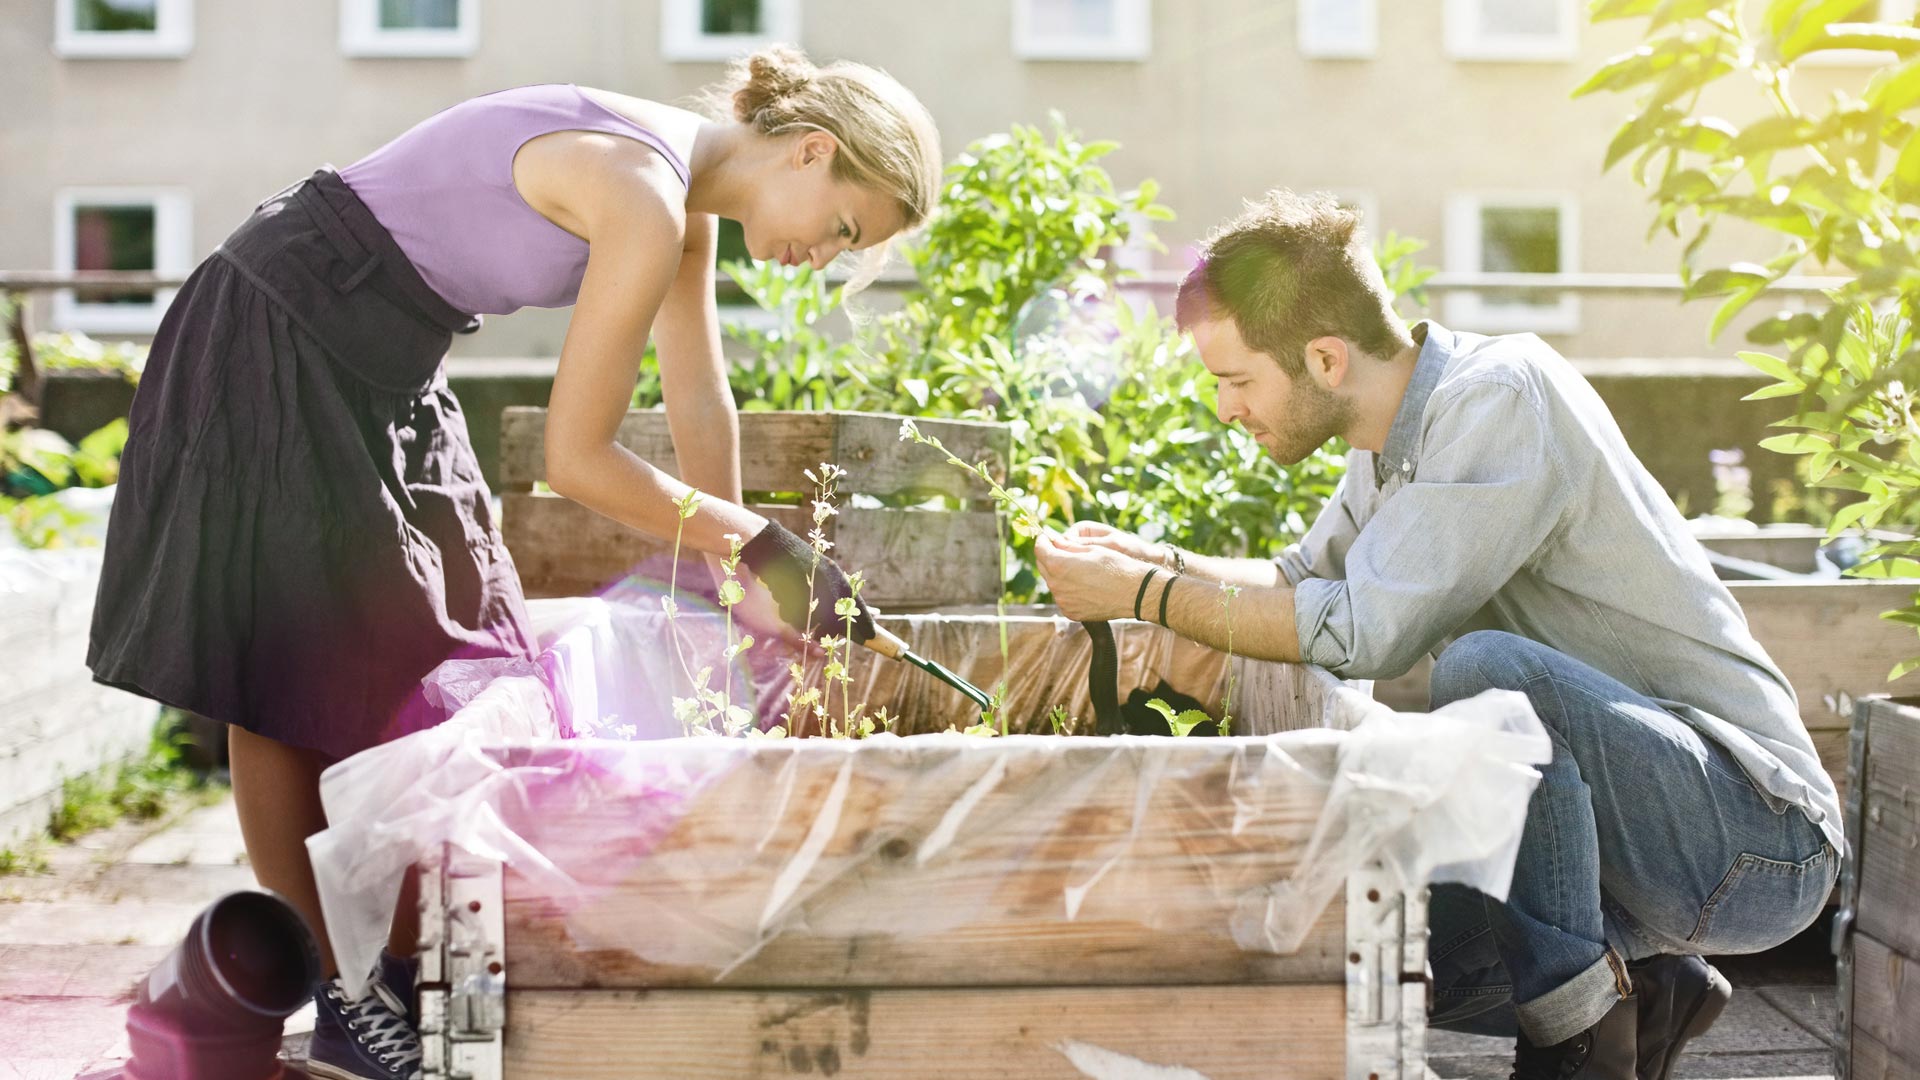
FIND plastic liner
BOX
[310,596,1548,997]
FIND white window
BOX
[1799,0,1918,66]
[1298,0,1376,59]
[1013,0,1151,61]
[52,188,193,336]
[340,0,479,58]
[1445,0,1577,61]
[1444,193,1580,334]
[54,0,193,59]
[661,0,802,62]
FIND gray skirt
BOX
[88,168,534,760]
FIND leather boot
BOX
[1510,993,1639,1080]
[1629,953,1731,1080]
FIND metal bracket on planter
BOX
[418,845,505,1080]
[1831,698,1873,1080]
[1346,860,1430,1080]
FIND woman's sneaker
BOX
[306,975,422,1080]
[377,948,421,1031]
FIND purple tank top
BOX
[339,84,691,316]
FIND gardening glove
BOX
[740,520,879,644]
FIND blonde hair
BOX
[720,45,942,287]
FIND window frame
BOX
[51,187,194,336]
[339,0,481,59]
[53,0,194,59]
[1443,191,1582,335]
[1443,0,1578,62]
[1298,0,1377,59]
[660,0,802,62]
[1012,0,1151,61]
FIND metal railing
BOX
[0,266,1856,408]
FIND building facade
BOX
[1,0,1902,359]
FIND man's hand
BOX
[1034,531,1161,623]
[1062,520,1176,569]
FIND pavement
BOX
[0,790,1847,1079]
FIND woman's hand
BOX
[739,521,878,644]
[1034,531,1158,624]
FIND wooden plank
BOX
[502,492,1002,609]
[488,736,1347,989]
[503,985,1348,1079]
[1851,1023,1920,1080]
[1851,933,1920,1065]
[1814,727,1850,812]
[1858,701,1920,956]
[499,408,1009,501]
[1729,580,1920,730]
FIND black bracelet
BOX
[1133,568,1160,622]
[1158,573,1174,628]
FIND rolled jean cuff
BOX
[1516,948,1630,1046]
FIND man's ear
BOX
[1303,336,1350,391]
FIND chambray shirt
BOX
[1280,322,1844,853]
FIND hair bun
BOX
[733,45,816,122]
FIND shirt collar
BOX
[1374,320,1453,485]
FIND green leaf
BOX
[1735,349,1800,383]
[1894,128,1920,202]
[1785,23,1920,63]
[1742,381,1809,400]
[1758,432,1833,454]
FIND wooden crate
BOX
[397,632,1416,1079]
[411,727,1430,1080]
[1836,697,1920,1080]
[498,408,1011,610]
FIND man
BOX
[1035,190,1841,1080]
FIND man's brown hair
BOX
[1175,189,1412,376]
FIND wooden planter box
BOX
[393,603,1446,1080]
[498,408,1011,611]
[1835,697,1920,1079]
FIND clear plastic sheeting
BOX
[310,596,1549,998]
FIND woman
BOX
[87,46,940,1079]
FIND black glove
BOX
[739,521,878,644]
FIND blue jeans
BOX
[1425,631,1836,1045]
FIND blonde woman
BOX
[87,46,940,1079]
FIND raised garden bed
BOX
[1835,696,1920,1080]
[499,409,1011,611]
[311,598,1548,1080]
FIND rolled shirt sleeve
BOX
[1294,379,1572,680]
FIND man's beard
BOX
[1259,379,1353,466]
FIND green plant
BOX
[45,712,224,844]
[1577,0,1920,674]
[1143,698,1212,737]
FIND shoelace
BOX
[1509,1033,1592,1080]
[326,979,422,1070]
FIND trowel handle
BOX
[862,625,910,661]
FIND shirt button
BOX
[1401,460,1412,473]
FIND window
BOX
[54,0,192,58]
[1013,0,1151,60]
[1298,0,1376,59]
[1444,0,1577,61]
[340,0,479,58]
[661,0,802,61]
[1799,0,1919,65]
[52,188,193,335]
[1444,193,1580,334]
